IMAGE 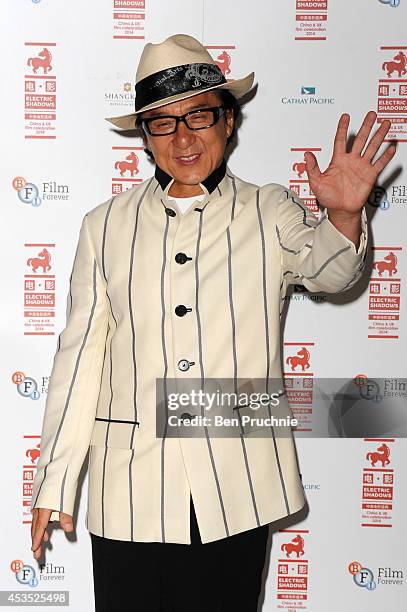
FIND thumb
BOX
[304,151,321,182]
[59,512,74,533]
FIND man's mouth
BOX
[175,153,201,165]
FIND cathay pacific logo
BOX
[282,85,334,105]
[301,86,316,95]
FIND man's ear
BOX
[225,108,234,138]
[139,129,150,154]
[136,124,154,161]
[137,122,146,144]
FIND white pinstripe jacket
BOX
[30,161,368,543]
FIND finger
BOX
[30,510,37,541]
[31,512,50,553]
[31,524,48,560]
[351,111,377,155]
[332,113,350,156]
[59,512,74,533]
[32,525,50,560]
[372,141,397,174]
[363,119,392,162]
[304,151,322,181]
[31,522,47,553]
[31,511,44,562]
[33,543,45,561]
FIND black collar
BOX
[154,158,227,195]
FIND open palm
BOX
[304,111,397,215]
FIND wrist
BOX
[326,208,362,224]
[324,208,363,250]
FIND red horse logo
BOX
[26,444,41,464]
[114,152,140,177]
[281,534,305,558]
[286,347,311,372]
[382,51,407,78]
[27,47,53,74]
[215,51,232,76]
[293,156,307,178]
[373,252,397,277]
[27,248,52,273]
[366,443,391,467]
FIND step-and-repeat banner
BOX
[1,1,406,610]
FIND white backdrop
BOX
[1,0,406,610]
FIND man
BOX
[30,34,396,611]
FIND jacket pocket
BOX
[89,418,139,449]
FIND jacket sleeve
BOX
[275,187,368,293]
[30,213,109,521]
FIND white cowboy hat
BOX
[105,33,255,130]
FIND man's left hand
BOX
[303,111,397,246]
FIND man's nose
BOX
[172,119,196,148]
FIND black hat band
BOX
[135,62,227,112]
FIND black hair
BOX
[215,88,241,145]
[136,89,241,161]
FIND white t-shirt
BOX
[171,194,205,214]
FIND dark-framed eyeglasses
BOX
[140,106,226,136]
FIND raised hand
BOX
[304,111,397,216]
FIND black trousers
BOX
[90,496,269,612]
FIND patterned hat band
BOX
[135,62,227,112]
